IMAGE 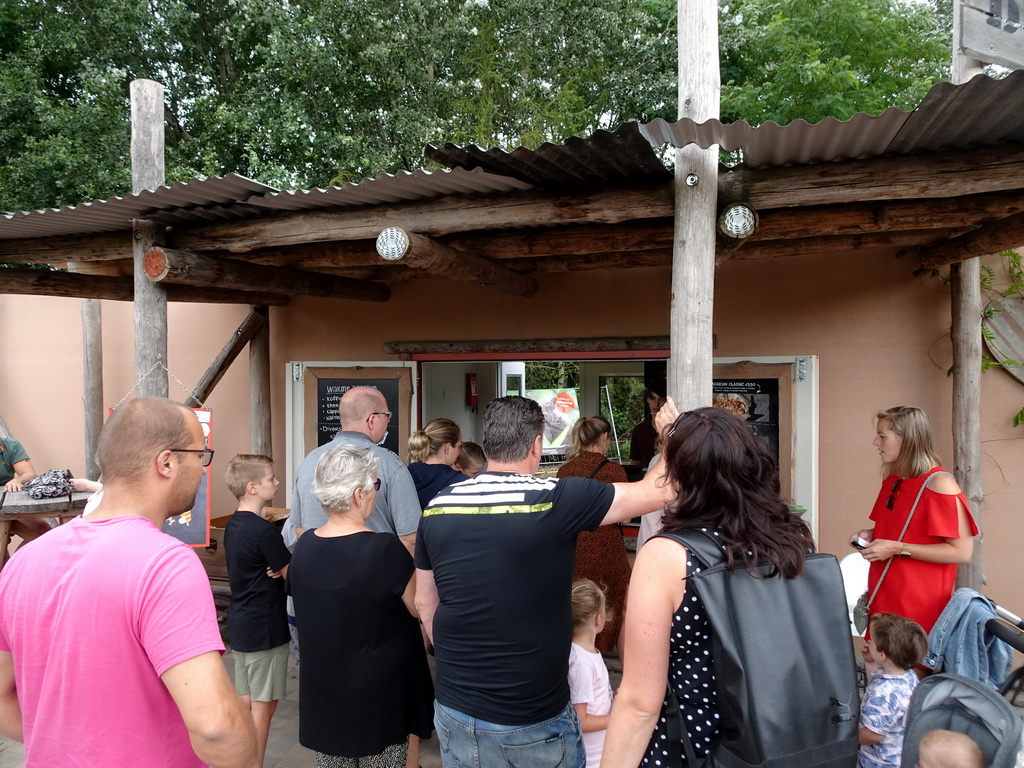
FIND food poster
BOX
[526,389,580,455]
[315,378,401,457]
[712,379,780,463]
[162,408,212,547]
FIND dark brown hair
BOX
[661,407,813,578]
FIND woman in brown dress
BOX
[556,415,631,656]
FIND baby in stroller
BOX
[917,729,984,768]
[901,674,1022,768]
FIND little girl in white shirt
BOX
[568,578,614,768]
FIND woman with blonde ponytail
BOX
[407,418,469,509]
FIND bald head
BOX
[339,387,387,432]
[97,397,196,484]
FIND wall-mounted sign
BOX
[712,378,780,464]
[960,0,1023,69]
[315,377,401,456]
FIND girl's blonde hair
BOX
[571,578,610,629]
[876,406,941,478]
[566,416,611,461]
[409,418,461,462]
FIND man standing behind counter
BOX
[0,397,257,768]
[415,395,677,768]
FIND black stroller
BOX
[900,602,1024,768]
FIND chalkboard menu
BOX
[316,377,401,456]
[712,378,780,463]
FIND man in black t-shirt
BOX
[223,454,291,768]
[415,396,675,768]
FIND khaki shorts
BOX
[233,643,289,702]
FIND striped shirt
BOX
[415,472,614,725]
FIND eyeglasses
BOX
[373,478,382,491]
[169,448,215,467]
[886,478,903,510]
[367,411,392,423]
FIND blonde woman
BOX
[852,406,978,636]
[407,418,469,509]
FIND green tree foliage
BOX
[719,0,950,125]
[0,0,951,214]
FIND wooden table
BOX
[0,491,91,569]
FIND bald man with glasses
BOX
[289,386,420,555]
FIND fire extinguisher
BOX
[466,373,479,412]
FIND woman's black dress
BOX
[289,530,434,757]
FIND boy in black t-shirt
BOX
[223,454,291,768]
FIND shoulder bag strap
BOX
[587,458,610,479]
[866,470,953,609]
[655,528,727,571]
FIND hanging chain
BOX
[112,357,204,409]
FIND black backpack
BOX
[656,529,860,768]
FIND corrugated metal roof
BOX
[0,173,276,239]
[425,122,673,186]
[244,167,535,211]
[0,168,533,241]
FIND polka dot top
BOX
[643,528,721,767]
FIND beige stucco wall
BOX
[2,246,1020,609]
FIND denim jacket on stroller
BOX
[924,588,1013,689]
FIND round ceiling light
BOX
[376,227,410,261]
[718,203,758,239]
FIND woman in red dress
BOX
[852,406,978,647]
[557,415,631,656]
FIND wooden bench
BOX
[0,491,91,569]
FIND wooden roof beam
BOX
[144,246,390,302]
[167,144,1024,254]
[375,229,537,297]
[913,211,1024,268]
[0,267,288,304]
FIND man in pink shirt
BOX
[0,397,257,768]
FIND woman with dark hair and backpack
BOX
[601,405,815,767]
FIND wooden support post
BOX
[82,299,103,480]
[669,0,719,410]
[951,7,984,590]
[144,246,390,302]
[131,79,168,398]
[249,307,272,456]
[188,308,268,407]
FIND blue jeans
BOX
[434,701,586,768]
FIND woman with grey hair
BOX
[288,443,434,768]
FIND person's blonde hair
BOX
[919,729,985,768]
[409,418,461,462]
[876,406,941,478]
[224,454,273,500]
[571,578,611,629]
[566,416,611,461]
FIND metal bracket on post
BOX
[795,357,809,382]
[292,362,303,382]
